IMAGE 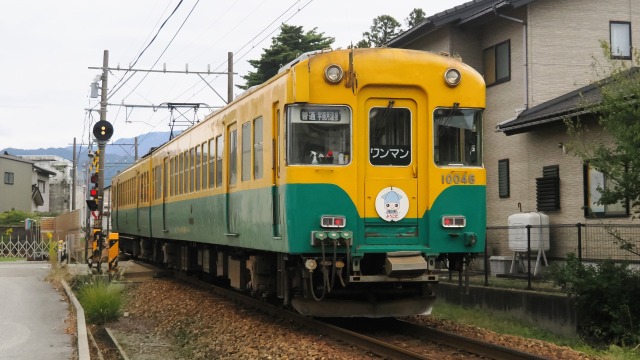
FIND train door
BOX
[162,157,168,231]
[271,103,281,238]
[136,170,140,231]
[363,97,419,245]
[225,123,238,235]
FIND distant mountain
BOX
[1,131,174,186]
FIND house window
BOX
[536,165,560,211]
[610,21,631,60]
[498,159,510,198]
[584,163,628,217]
[4,172,14,185]
[483,40,510,86]
[38,179,46,193]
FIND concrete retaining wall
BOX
[436,283,577,338]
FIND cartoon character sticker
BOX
[375,187,409,222]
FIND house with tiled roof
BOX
[388,0,638,257]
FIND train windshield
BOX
[369,106,412,166]
[434,107,482,166]
[286,105,351,165]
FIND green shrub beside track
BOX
[76,278,124,325]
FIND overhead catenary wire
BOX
[89,0,313,163]
[110,0,200,102]
[170,0,314,103]
[108,0,187,98]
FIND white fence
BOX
[0,236,53,259]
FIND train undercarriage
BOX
[119,236,440,317]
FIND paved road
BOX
[0,261,73,360]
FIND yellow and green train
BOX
[112,48,486,317]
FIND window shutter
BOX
[498,159,510,198]
[536,165,560,211]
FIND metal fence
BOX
[469,223,640,290]
[0,235,52,259]
[487,223,640,263]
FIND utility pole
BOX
[72,137,77,211]
[228,52,233,103]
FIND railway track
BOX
[161,266,548,360]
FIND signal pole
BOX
[89,50,115,274]
[97,50,109,230]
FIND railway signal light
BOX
[87,171,100,211]
[93,120,113,141]
[86,199,98,211]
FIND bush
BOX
[548,254,640,347]
[76,279,124,325]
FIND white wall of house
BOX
[391,0,640,256]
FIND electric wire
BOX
[171,0,314,104]
[93,0,312,164]
[108,0,186,98]
[114,0,201,102]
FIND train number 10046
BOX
[441,173,475,185]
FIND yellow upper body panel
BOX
[112,48,485,217]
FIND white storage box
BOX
[489,256,511,276]
[508,212,550,252]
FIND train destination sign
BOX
[300,108,341,122]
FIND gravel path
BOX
[96,278,594,360]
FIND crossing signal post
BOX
[88,49,119,274]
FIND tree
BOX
[405,8,426,28]
[566,41,640,254]
[357,15,402,48]
[239,24,334,90]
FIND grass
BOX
[0,256,22,262]
[76,278,124,325]
[431,301,640,359]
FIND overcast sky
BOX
[0,0,467,151]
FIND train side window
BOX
[216,135,224,187]
[195,145,201,191]
[208,139,215,189]
[169,157,174,197]
[154,165,162,200]
[229,129,238,185]
[190,148,195,193]
[254,116,263,179]
[369,106,411,166]
[163,158,168,199]
[434,107,483,166]
[242,122,251,181]
[201,142,207,189]
[179,152,184,195]
[184,150,189,194]
[286,105,351,165]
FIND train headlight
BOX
[324,64,344,84]
[442,215,466,228]
[444,68,461,86]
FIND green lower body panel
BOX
[113,184,485,256]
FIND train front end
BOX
[278,48,486,317]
